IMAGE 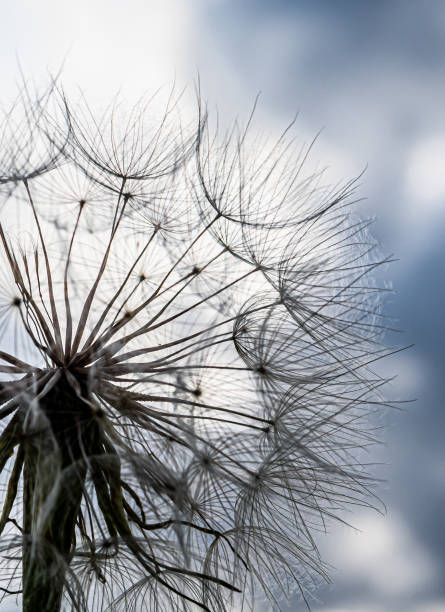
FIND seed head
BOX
[0,83,394,611]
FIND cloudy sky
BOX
[1,1,444,611]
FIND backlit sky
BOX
[1,2,445,610]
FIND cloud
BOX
[321,511,438,600]
[193,1,445,259]
[317,607,380,612]
[420,604,445,612]
[1,0,196,104]
[405,136,445,204]
[318,602,445,612]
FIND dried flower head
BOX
[0,82,393,611]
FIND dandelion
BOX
[0,82,394,611]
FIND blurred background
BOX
[1,1,444,610]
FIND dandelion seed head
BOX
[0,81,397,612]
